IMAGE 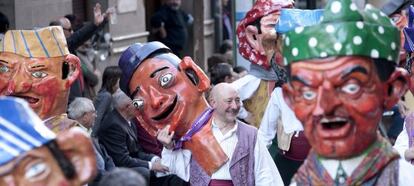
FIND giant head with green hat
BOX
[281,0,409,159]
[0,96,96,185]
[0,26,80,121]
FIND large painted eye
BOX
[132,98,144,110]
[24,162,47,180]
[302,90,317,100]
[391,15,401,23]
[31,71,47,78]
[159,73,174,87]
[0,65,9,73]
[341,83,360,95]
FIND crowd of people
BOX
[2,0,414,186]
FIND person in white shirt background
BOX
[158,83,283,186]
[258,87,310,185]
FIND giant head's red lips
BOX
[9,94,40,105]
[316,117,352,139]
[152,95,178,121]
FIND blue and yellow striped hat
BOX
[0,97,56,166]
[0,26,69,58]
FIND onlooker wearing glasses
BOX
[49,3,112,104]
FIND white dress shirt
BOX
[394,121,410,160]
[210,120,238,180]
[258,87,303,148]
[158,120,284,185]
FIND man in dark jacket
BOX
[98,90,168,181]
[150,0,192,57]
[98,90,188,185]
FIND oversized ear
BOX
[64,54,81,89]
[383,67,409,109]
[179,57,210,92]
[282,83,295,110]
[56,128,97,184]
[245,25,262,52]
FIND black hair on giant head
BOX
[45,140,76,179]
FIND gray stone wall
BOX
[1,0,72,29]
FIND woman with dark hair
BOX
[92,66,122,136]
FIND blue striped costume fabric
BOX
[0,97,55,166]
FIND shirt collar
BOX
[211,119,238,137]
[319,153,366,179]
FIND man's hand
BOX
[93,3,106,26]
[157,125,175,149]
[405,147,414,161]
[151,160,169,173]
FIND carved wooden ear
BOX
[179,57,210,92]
[55,128,97,184]
[246,25,261,52]
[383,67,409,109]
[63,54,81,89]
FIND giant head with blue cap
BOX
[119,41,211,137]
[0,96,96,185]
[281,0,409,160]
[0,26,80,123]
[119,41,231,175]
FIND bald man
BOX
[209,83,245,133]
[158,83,282,185]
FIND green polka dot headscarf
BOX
[282,0,400,65]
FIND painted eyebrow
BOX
[291,75,311,86]
[0,60,8,64]
[150,66,169,78]
[131,86,140,98]
[30,64,46,69]
[341,66,368,80]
